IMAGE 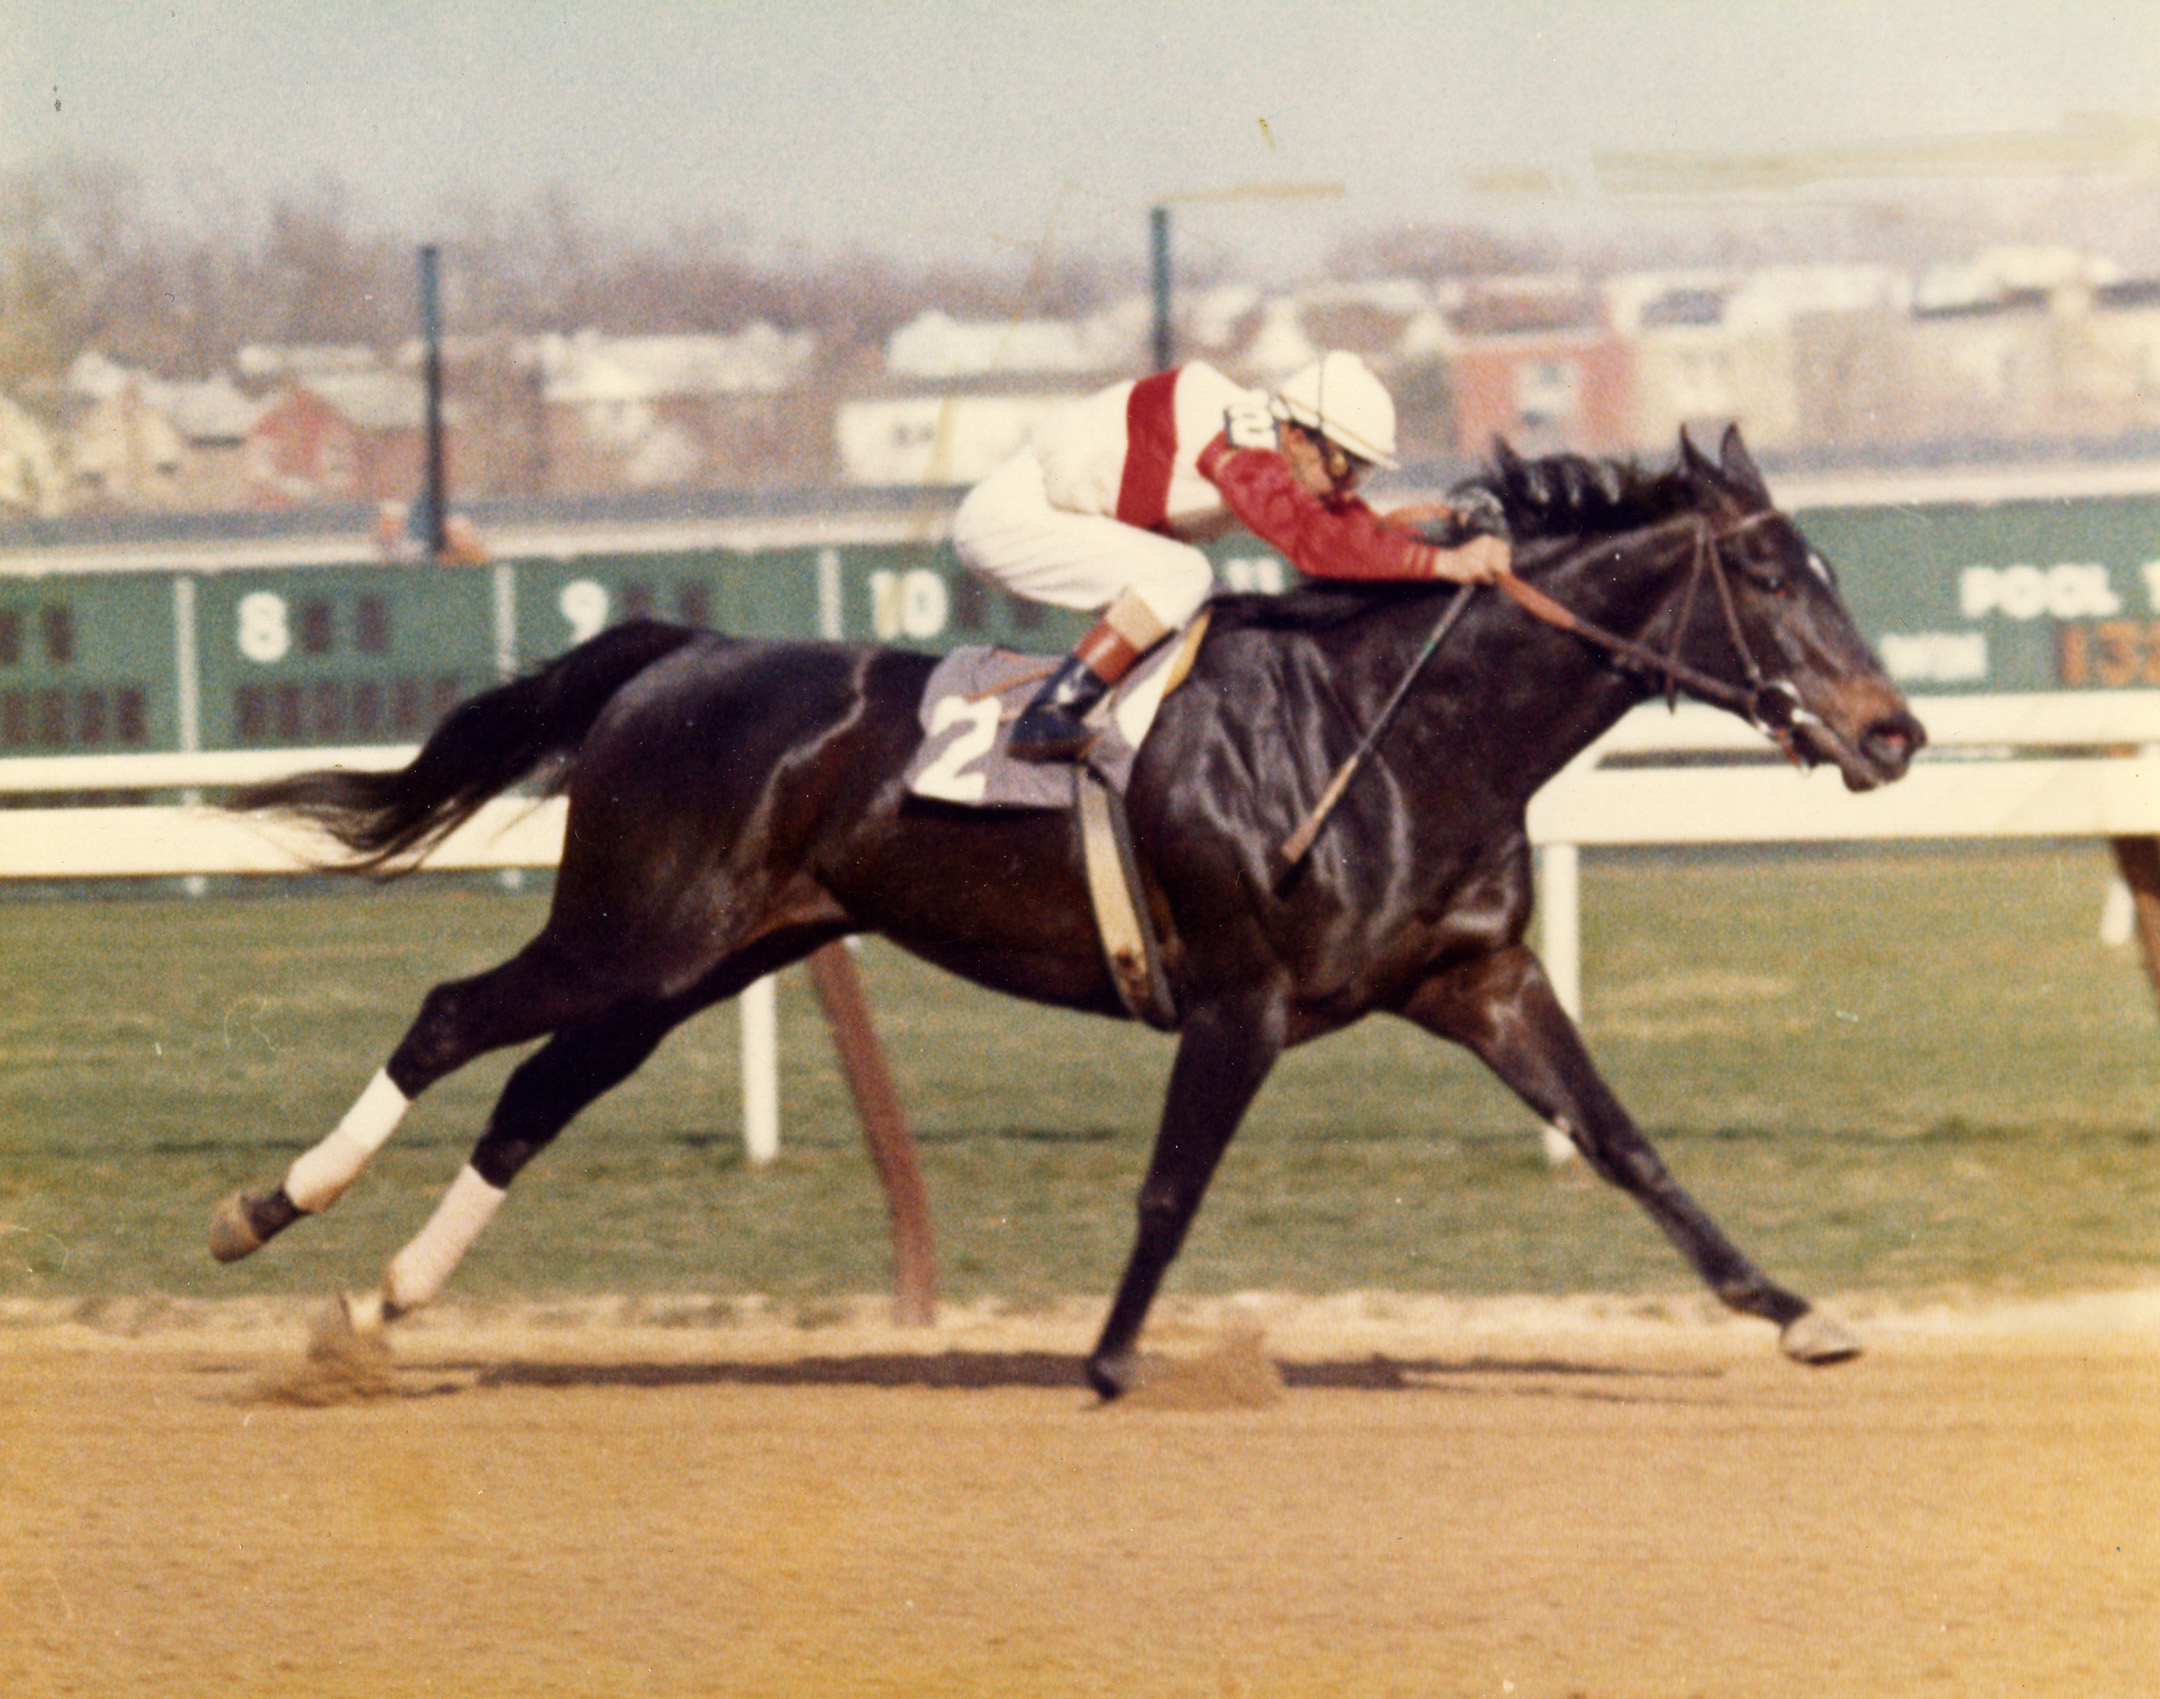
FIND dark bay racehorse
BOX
[212,427,1924,1396]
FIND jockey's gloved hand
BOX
[1222,400,1277,451]
[1415,486,1510,546]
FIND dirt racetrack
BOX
[4,1289,2157,1698]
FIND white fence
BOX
[1528,690,2160,1017]
[6,690,2160,1081]
[0,747,784,1163]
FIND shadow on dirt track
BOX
[466,1351,1719,1394]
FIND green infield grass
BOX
[5,842,2159,1309]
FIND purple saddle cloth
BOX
[901,617,1208,810]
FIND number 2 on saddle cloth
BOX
[904,614,1211,811]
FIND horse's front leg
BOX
[1401,945,1858,1364]
[1087,991,1286,1400]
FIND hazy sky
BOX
[7,2,2159,272]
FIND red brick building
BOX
[1446,281,1634,460]
[246,373,455,507]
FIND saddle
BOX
[902,613,1209,1029]
[903,612,1210,810]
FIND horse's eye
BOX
[1740,560,1790,596]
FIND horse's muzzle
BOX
[1858,708,1926,783]
[1802,705,1925,791]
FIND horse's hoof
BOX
[305,1288,406,1352]
[1085,1351,1136,1402]
[1780,1309,1862,1366]
[209,1188,300,1263]
[295,1292,397,1398]
[336,1289,392,1334]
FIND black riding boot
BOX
[1008,653,1113,764]
[1008,615,1148,765]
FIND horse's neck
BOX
[1475,525,1698,793]
[1529,513,1698,628]
[1489,619,1644,800]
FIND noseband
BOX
[1493,508,1813,755]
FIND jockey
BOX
[952,349,1510,764]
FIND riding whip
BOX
[1276,581,1481,873]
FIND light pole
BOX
[1147,179,1345,370]
[417,244,448,559]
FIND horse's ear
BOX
[1718,424,1770,499]
[1489,436,1526,501]
[1677,426,1713,479]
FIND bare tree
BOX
[1328,222,1562,281]
[248,177,405,351]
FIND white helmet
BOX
[1269,351,1399,470]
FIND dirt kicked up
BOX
[3,1289,2157,1698]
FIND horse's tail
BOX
[226,619,701,878]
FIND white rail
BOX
[0,746,418,793]
[1528,691,2160,1016]
[0,746,778,1162]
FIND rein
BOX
[1277,505,1808,874]
[1492,509,1808,749]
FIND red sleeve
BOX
[1379,500,1460,532]
[1196,433,1437,581]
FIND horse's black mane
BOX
[1453,445,1696,543]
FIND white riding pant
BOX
[952,450,1218,636]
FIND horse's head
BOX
[1477,429,1924,791]
[1663,425,1925,790]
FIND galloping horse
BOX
[211,426,1924,1397]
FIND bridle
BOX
[1279,502,1821,874]
[1491,507,1818,759]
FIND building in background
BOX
[1445,276,1632,459]
[1612,265,1909,455]
[62,365,261,511]
[0,394,61,517]
[245,371,441,507]
[537,326,819,492]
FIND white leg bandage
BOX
[383,1164,507,1313]
[285,1069,411,1213]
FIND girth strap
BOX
[1077,772,1178,1030]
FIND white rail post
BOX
[733,548,847,1168]
[1536,841,1584,1166]
[740,974,780,1166]
[2101,875,2136,946]
[1539,841,1582,1020]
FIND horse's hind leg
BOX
[359,924,849,1318]
[210,929,647,1264]
[364,999,682,1318]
